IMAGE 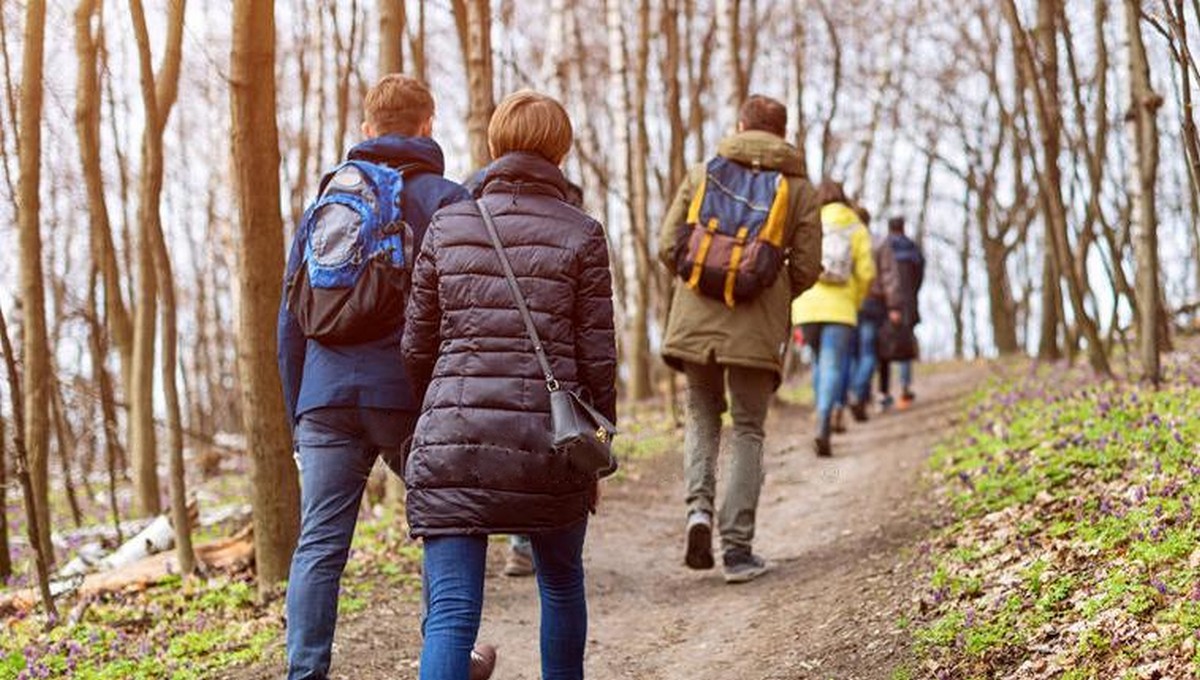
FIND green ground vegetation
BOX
[911,358,1200,678]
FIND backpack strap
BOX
[724,226,751,307]
[686,217,720,291]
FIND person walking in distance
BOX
[877,216,925,412]
[403,90,617,680]
[658,95,821,584]
[847,210,904,421]
[792,181,876,457]
[278,75,481,680]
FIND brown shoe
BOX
[503,546,535,577]
[831,407,848,434]
[470,644,497,680]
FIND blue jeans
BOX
[879,359,913,396]
[801,323,854,439]
[420,520,588,680]
[286,407,417,680]
[849,316,881,405]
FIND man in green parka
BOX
[657,94,822,583]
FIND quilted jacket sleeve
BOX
[574,221,618,424]
[402,217,443,403]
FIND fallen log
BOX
[0,525,255,615]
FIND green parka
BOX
[657,130,822,380]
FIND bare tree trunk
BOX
[409,0,427,82]
[716,0,743,129]
[455,0,495,169]
[627,0,654,400]
[231,0,302,596]
[87,268,124,544]
[49,386,84,528]
[1125,0,1163,385]
[1002,0,1109,374]
[0,412,10,580]
[378,0,404,77]
[129,0,193,567]
[814,0,842,178]
[331,0,360,157]
[16,0,55,567]
[0,305,57,622]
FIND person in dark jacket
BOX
[277,75,470,680]
[846,209,904,421]
[402,90,617,680]
[877,216,925,411]
[461,164,589,581]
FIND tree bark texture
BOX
[230,0,302,595]
[378,0,405,78]
[17,0,55,566]
[1124,0,1163,385]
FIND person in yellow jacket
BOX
[792,181,876,457]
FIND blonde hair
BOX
[487,90,573,164]
[364,74,435,136]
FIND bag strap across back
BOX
[476,200,561,393]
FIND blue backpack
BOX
[286,160,414,345]
[672,157,790,307]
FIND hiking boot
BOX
[831,407,848,434]
[898,392,915,411]
[470,644,497,680]
[684,510,715,570]
[503,545,535,577]
[814,437,832,458]
[849,401,870,423]
[722,550,771,584]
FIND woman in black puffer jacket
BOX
[402,90,617,680]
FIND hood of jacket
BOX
[821,202,861,229]
[475,151,572,202]
[347,134,446,176]
[716,130,806,178]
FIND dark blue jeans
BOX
[419,520,589,680]
[286,407,417,680]
[848,315,881,406]
[801,323,855,439]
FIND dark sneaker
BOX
[878,394,895,414]
[470,644,497,680]
[723,551,771,584]
[503,546,535,577]
[849,401,869,423]
[814,437,832,458]
[684,510,714,570]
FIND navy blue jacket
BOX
[278,135,470,423]
[885,233,926,326]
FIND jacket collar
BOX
[716,130,806,177]
[478,152,570,202]
[347,134,446,176]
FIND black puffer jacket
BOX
[401,152,617,537]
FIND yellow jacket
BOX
[792,203,876,326]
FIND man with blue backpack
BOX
[277,74,471,680]
[658,95,821,584]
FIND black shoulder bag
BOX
[476,200,618,479]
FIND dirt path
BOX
[234,364,983,680]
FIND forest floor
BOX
[230,361,987,680]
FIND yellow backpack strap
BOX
[724,226,751,307]
[687,217,720,290]
[686,175,708,224]
[759,175,790,247]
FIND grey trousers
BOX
[682,361,774,554]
